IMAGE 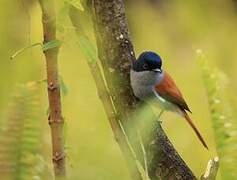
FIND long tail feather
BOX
[183,112,209,149]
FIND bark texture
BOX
[69,6,141,179]
[92,0,196,179]
[38,0,66,177]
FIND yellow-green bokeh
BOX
[0,0,237,179]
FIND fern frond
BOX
[197,50,237,179]
[0,84,44,180]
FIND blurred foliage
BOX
[0,84,46,180]
[0,0,237,179]
[198,50,237,179]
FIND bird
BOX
[130,51,208,149]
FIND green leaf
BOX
[10,42,42,60]
[76,36,97,64]
[57,2,70,33]
[42,40,62,52]
[65,0,84,11]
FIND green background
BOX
[0,0,236,179]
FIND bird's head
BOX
[133,51,163,73]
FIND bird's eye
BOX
[143,64,148,69]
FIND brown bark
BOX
[69,6,141,180]
[92,0,196,179]
[38,0,66,177]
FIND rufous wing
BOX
[155,71,208,149]
[155,71,191,112]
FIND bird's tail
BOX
[182,111,209,150]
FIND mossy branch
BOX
[38,0,66,177]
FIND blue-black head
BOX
[132,51,163,73]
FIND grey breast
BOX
[130,70,164,101]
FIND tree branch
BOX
[91,0,196,179]
[38,0,66,177]
[69,6,141,179]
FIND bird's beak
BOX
[152,68,162,73]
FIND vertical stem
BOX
[38,0,66,177]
